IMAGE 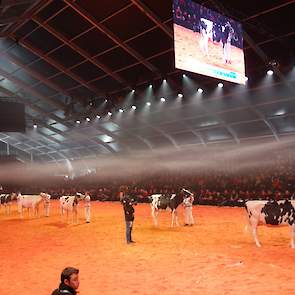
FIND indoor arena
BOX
[0,0,294,294]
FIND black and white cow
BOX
[0,193,17,214]
[150,189,192,227]
[60,193,85,223]
[245,200,295,248]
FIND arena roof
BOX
[0,0,294,163]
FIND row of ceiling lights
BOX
[34,71,279,128]
[73,81,227,124]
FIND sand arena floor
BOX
[0,201,295,295]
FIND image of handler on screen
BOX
[222,21,235,64]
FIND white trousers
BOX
[85,206,91,223]
[184,206,194,225]
[44,203,50,217]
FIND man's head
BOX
[60,267,80,290]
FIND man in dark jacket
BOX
[121,195,136,244]
[51,267,79,295]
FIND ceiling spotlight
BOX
[132,89,135,93]
[119,108,124,113]
[33,124,37,128]
[131,105,137,110]
[96,115,101,119]
[245,76,249,82]
[218,82,223,88]
[197,88,203,93]
[149,84,152,88]
[163,79,167,82]
[105,99,108,102]
[86,117,90,122]
[178,93,183,98]
[182,74,186,78]
[146,102,151,106]
[267,69,274,76]
[76,120,81,124]
[108,111,112,116]
[274,109,286,116]
[160,97,166,102]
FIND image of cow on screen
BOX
[173,0,246,84]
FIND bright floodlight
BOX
[119,109,124,113]
[197,88,203,93]
[86,117,90,122]
[108,111,112,116]
[76,120,80,124]
[33,124,37,128]
[146,102,151,106]
[96,115,101,119]
[267,69,274,76]
[132,105,137,110]
[178,93,183,98]
[160,97,166,102]
[218,82,224,88]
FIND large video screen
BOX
[173,0,247,84]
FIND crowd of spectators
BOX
[3,149,295,207]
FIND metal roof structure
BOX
[0,0,294,163]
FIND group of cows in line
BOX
[1,190,295,248]
[0,192,85,222]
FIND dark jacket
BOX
[51,283,77,295]
[122,197,135,222]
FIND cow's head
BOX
[40,192,51,201]
[76,192,86,201]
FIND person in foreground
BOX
[51,267,80,295]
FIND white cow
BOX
[18,193,50,218]
[60,193,85,223]
[245,200,295,248]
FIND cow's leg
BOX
[290,224,295,249]
[249,218,261,247]
[73,206,78,224]
[171,210,174,227]
[172,209,179,227]
[252,226,261,247]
